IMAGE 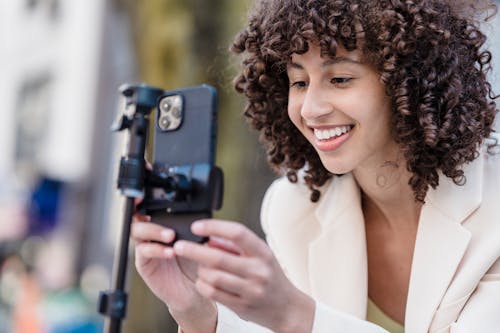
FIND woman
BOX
[131,0,500,332]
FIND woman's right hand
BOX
[131,213,217,332]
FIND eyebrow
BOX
[288,56,362,69]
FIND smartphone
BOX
[143,85,222,244]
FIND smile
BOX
[313,125,354,141]
[310,125,355,152]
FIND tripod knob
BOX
[98,290,127,319]
[110,115,133,132]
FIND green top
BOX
[366,299,405,333]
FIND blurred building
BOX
[0,0,136,331]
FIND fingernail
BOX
[161,229,173,241]
[174,241,185,254]
[164,248,173,257]
[191,221,204,233]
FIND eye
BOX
[331,77,352,85]
[290,81,308,89]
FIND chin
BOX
[319,158,353,175]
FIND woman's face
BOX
[287,44,398,174]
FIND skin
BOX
[132,213,218,333]
[287,44,420,323]
[132,214,313,333]
[286,44,397,175]
[131,44,422,331]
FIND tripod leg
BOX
[101,197,135,333]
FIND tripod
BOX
[97,84,223,333]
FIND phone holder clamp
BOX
[98,84,223,333]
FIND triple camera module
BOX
[158,94,183,132]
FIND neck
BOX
[353,161,422,230]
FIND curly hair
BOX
[231,0,499,202]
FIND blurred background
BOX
[0,1,498,333]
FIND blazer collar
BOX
[405,156,483,333]
[307,155,484,329]
[314,173,361,226]
[425,155,483,224]
[309,173,368,318]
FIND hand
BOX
[131,213,216,333]
[173,220,315,333]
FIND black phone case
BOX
[149,85,218,243]
[153,85,217,166]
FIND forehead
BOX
[289,43,363,65]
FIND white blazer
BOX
[214,141,500,333]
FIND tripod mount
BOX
[97,84,223,333]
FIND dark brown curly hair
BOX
[231,0,499,202]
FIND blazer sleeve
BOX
[447,257,500,333]
[215,303,273,333]
[215,300,389,333]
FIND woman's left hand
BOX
[173,219,315,333]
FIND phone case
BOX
[147,85,219,243]
[153,85,217,166]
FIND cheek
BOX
[287,101,302,128]
[363,101,393,144]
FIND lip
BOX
[308,124,354,130]
[310,125,354,152]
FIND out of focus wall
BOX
[0,1,137,332]
[0,1,102,181]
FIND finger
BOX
[195,277,262,314]
[192,220,267,257]
[176,256,198,282]
[135,242,174,260]
[174,241,252,277]
[207,236,243,256]
[131,221,176,244]
[133,195,151,222]
[197,266,246,296]
[195,277,242,305]
[134,213,151,222]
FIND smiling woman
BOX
[286,44,395,176]
[130,1,500,333]
[233,0,498,203]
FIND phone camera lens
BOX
[172,107,182,118]
[159,117,170,129]
[160,100,171,112]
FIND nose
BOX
[300,84,334,120]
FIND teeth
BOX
[314,126,352,140]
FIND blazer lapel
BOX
[305,152,484,329]
[308,173,368,319]
[405,157,483,333]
